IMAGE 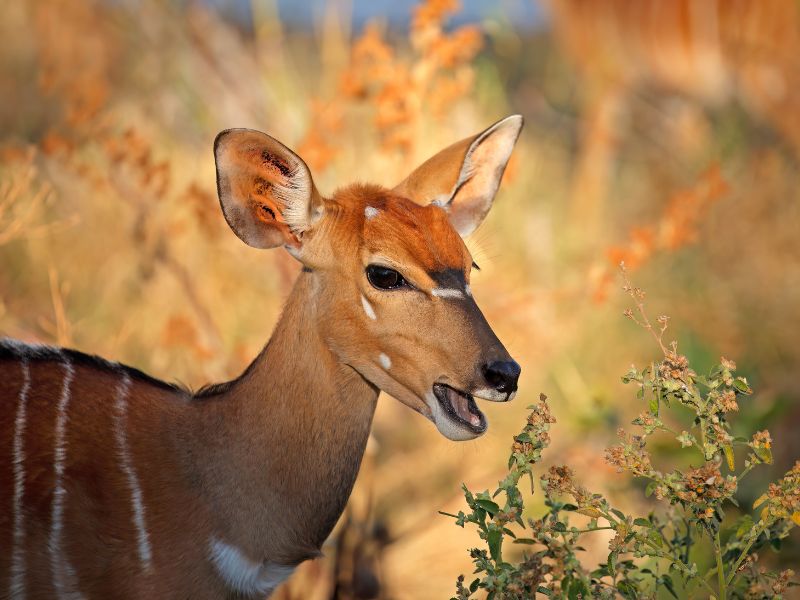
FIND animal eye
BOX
[366,265,407,290]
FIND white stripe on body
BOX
[112,372,153,571]
[50,356,78,599]
[10,359,31,599]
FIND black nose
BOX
[482,360,521,394]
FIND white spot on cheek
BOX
[361,295,376,320]
[378,353,391,369]
[431,288,464,299]
[364,206,379,219]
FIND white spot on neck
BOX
[465,284,472,297]
[113,373,153,571]
[379,353,391,370]
[209,538,295,596]
[431,288,464,299]
[10,359,31,599]
[364,206,379,219]
[361,295,377,320]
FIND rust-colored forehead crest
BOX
[351,188,468,272]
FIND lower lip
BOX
[433,385,486,432]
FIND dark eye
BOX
[366,265,407,290]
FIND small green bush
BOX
[445,269,799,599]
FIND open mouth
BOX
[432,384,487,434]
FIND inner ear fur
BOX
[393,115,523,237]
[214,129,323,249]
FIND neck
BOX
[183,271,379,564]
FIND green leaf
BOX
[645,481,657,497]
[469,578,480,593]
[463,486,475,504]
[553,521,567,532]
[661,574,678,599]
[648,529,664,547]
[611,508,626,521]
[537,586,553,596]
[753,493,769,509]
[617,580,638,599]
[475,499,500,515]
[754,445,773,464]
[566,578,590,600]
[734,378,752,394]
[723,444,735,471]
[608,550,618,576]
[633,518,651,527]
[487,528,502,562]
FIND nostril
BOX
[482,360,521,394]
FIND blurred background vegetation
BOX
[1,0,799,597]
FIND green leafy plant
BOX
[445,268,799,599]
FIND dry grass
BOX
[2,0,799,597]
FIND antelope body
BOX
[0,115,523,599]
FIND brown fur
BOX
[0,116,522,599]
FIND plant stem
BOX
[726,523,767,586]
[737,461,760,483]
[698,416,709,458]
[715,529,726,600]
[681,517,694,564]
[567,526,615,534]
[639,536,717,597]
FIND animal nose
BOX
[482,360,521,395]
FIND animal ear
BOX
[213,129,323,250]
[394,115,523,237]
